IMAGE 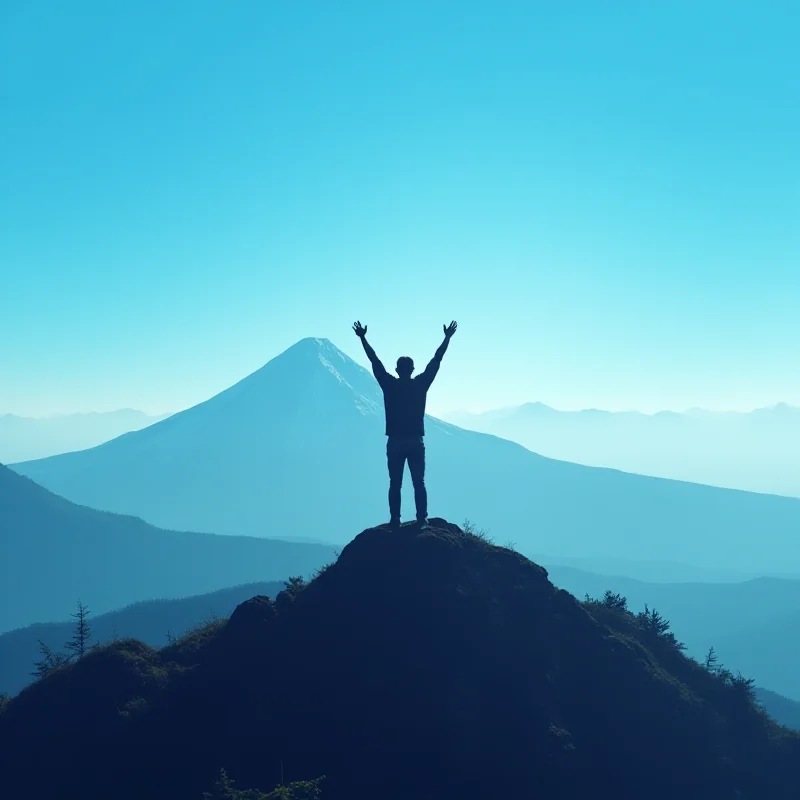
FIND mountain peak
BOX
[517,401,558,415]
[275,336,341,359]
[248,336,365,382]
[161,336,381,427]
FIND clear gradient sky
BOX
[2,1,798,417]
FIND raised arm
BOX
[420,320,457,387]
[353,321,389,384]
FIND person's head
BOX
[396,356,414,378]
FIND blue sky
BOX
[2,1,798,416]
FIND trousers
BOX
[386,435,427,521]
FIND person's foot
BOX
[417,517,430,530]
[388,517,401,530]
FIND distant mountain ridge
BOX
[0,409,171,463]
[445,401,800,496]
[0,464,335,633]
[12,337,800,574]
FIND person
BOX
[353,319,458,529]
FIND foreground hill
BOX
[1,519,797,800]
[446,402,800,497]
[0,580,284,696]
[0,464,335,633]
[9,563,800,705]
[13,338,800,574]
[4,572,797,738]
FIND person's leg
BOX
[386,437,405,524]
[407,437,428,522]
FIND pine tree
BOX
[65,600,92,660]
[32,640,72,679]
[601,590,628,611]
[704,646,719,673]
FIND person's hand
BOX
[353,321,368,338]
[443,320,458,339]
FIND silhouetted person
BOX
[353,320,458,529]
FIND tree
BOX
[65,600,92,660]
[601,591,628,611]
[730,672,757,703]
[637,605,671,637]
[32,640,72,679]
[636,605,686,651]
[704,646,719,673]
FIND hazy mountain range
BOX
[0,463,336,634]
[12,337,800,575]
[0,409,170,463]
[444,402,800,497]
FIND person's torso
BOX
[381,377,428,437]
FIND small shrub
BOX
[166,614,226,653]
[186,612,221,632]
[118,696,148,718]
[284,576,307,596]
[311,562,334,580]
[462,519,494,543]
[203,769,324,799]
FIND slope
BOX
[12,338,800,573]
[1,519,797,800]
[756,688,800,731]
[0,464,335,633]
[714,610,800,701]
[0,580,284,696]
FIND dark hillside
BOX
[1,519,797,799]
[0,581,285,696]
[0,463,334,632]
